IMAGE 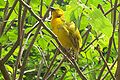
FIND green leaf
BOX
[0,0,5,8]
[47,42,56,51]
[0,34,8,45]
[64,0,78,22]
[5,65,13,73]
[86,50,93,61]
[64,2,88,29]
[82,4,113,38]
[87,0,103,6]
[65,72,73,80]
[7,29,17,42]
[13,47,19,56]
[81,52,86,58]
[38,37,48,50]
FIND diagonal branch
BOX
[115,12,120,80]
[19,0,87,80]
[102,56,118,80]
[2,39,19,63]
[0,60,11,80]
[104,3,120,16]
[43,49,58,79]
[82,33,102,51]
[95,45,116,80]
[18,0,56,80]
[97,0,118,79]
[0,0,18,36]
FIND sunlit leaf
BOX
[5,65,13,73]
[82,4,113,38]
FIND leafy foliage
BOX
[0,0,119,80]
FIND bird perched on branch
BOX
[50,7,82,54]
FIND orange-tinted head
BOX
[50,7,64,19]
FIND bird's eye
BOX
[57,15,61,18]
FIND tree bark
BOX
[116,12,120,80]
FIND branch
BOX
[18,20,41,80]
[104,3,120,16]
[18,0,56,79]
[25,0,55,37]
[82,33,102,51]
[102,56,118,80]
[59,69,67,80]
[0,0,18,36]
[13,0,31,79]
[13,2,22,80]
[97,4,105,14]
[97,0,118,79]
[95,45,116,80]
[46,58,65,80]
[115,12,120,80]
[4,19,18,34]
[43,49,58,79]
[36,60,44,80]
[19,0,87,79]
[2,39,19,63]
[81,27,91,50]
[51,40,87,80]
[0,60,11,80]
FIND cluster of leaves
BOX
[0,0,119,80]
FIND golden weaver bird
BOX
[50,8,82,53]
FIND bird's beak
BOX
[50,7,55,11]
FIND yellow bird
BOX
[50,8,82,52]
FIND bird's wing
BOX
[66,22,82,52]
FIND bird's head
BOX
[50,7,64,19]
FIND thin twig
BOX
[38,46,48,67]
[0,0,18,35]
[3,0,9,21]
[97,4,105,14]
[4,19,18,34]
[2,39,19,63]
[95,45,116,80]
[104,3,120,16]
[113,38,117,53]
[82,33,102,51]
[18,0,56,79]
[36,60,44,80]
[19,1,87,79]
[97,0,118,79]
[13,0,30,79]
[25,0,55,36]
[81,27,91,50]
[0,61,11,80]
[39,0,43,18]
[82,26,91,38]
[79,0,88,29]
[59,70,67,80]
[97,36,113,80]
[46,58,65,80]
[43,49,58,79]
[25,21,39,37]
[13,2,22,80]
[34,43,48,67]
[102,56,118,80]
[115,12,120,80]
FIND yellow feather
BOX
[51,8,82,52]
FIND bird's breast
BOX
[51,18,73,49]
